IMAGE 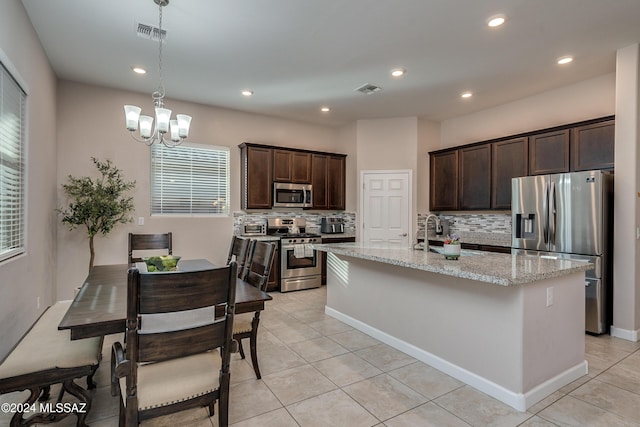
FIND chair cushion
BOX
[0,301,101,380]
[232,312,254,335]
[121,350,222,410]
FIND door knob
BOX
[399,233,408,237]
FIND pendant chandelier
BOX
[124,0,191,148]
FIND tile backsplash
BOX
[233,211,356,235]
[236,211,509,245]
[418,212,512,244]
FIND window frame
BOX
[0,53,28,264]
[150,141,231,217]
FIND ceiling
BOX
[20,0,640,127]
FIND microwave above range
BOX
[273,183,313,208]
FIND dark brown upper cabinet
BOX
[273,149,312,183]
[312,154,346,210]
[240,144,273,209]
[241,143,346,211]
[327,155,346,210]
[430,150,459,211]
[311,154,329,209]
[571,120,615,171]
[459,144,492,210]
[528,129,570,175]
[491,137,528,210]
[428,116,613,212]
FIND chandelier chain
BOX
[124,0,191,148]
[156,1,165,99]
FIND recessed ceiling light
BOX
[461,91,473,99]
[131,66,147,75]
[557,56,574,65]
[487,14,506,28]
[320,107,330,113]
[241,90,254,97]
[391,68,406,77]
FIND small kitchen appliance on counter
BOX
[241,218,267,236]
[320,217,345,234]
[267,218,322,292]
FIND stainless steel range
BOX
[267,218,321,292]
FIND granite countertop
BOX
[311,242,591,286]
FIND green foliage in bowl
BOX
[143,255,181,272]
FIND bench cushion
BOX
[0,301,101,380]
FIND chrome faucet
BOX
[425,214,443,236]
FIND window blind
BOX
[0,62,26,262]
[151,143,230,215]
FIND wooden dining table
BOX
[58,259,272,340]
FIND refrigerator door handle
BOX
[550,181,557,246]
[543,183,549,245]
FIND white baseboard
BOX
[610,326,640,342]
[325,306,588,412]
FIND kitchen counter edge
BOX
[311,242,591,286]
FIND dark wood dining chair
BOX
[111,262,237,427]
[233,240,276,379]
[128,232,172,265]
[227,236,250,277]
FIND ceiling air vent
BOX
[136,22,167,42]
[355,83,382,94]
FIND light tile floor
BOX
[2,286,640,426]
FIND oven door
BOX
[281,245,321,278]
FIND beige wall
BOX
[613,45,640,337]
[417,119,440,213]
[0,0,58,359]
[440,73,616,147]
[354,117,419,236]
[55,80,343,300]
[337,122,358,213]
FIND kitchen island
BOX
[311,242,591,411]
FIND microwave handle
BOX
[304,187,309,203]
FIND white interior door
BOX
[361,170,412,246]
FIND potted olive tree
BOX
[58,157,135,270]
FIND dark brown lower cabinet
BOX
[428,240,511,254]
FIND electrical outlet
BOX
[546,287,554,307]
[138,217,144,226]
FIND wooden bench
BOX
[0,301,103,427]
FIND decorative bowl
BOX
[142,255,181,272]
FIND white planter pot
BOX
[443,244,461,259]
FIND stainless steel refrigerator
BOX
[512,170,613,334]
